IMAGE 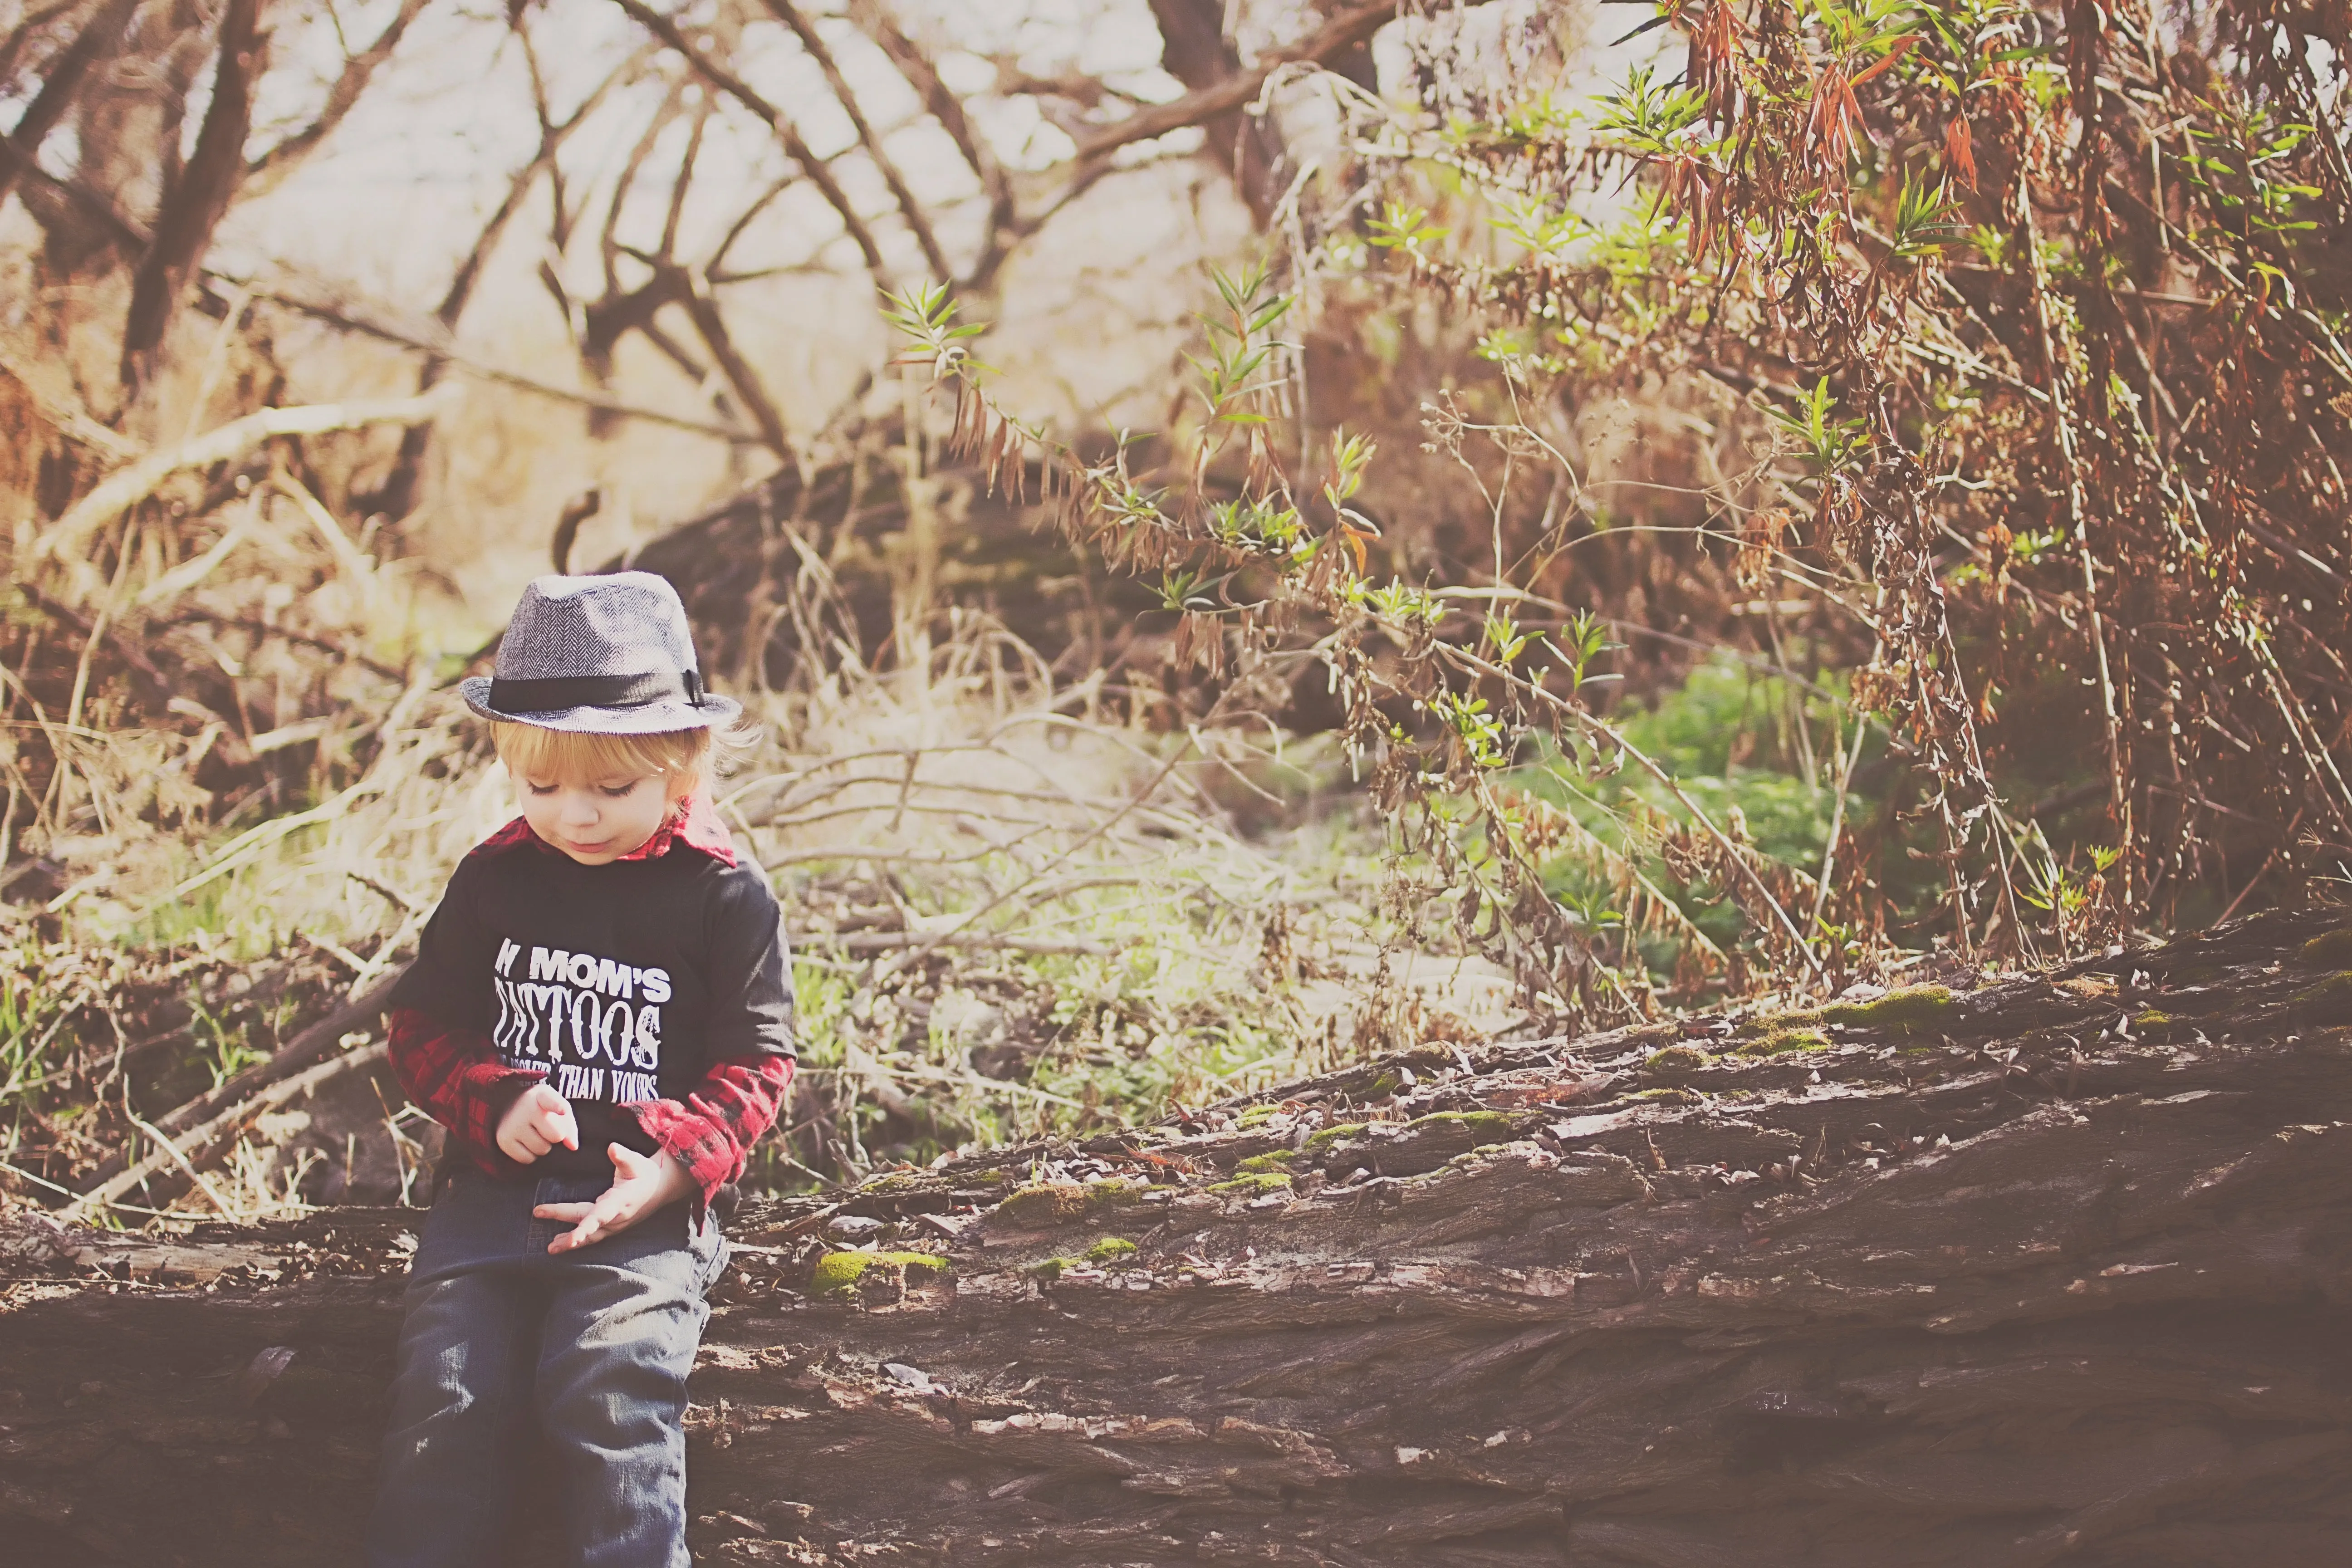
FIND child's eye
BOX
[599,781,640,799]
[525,781,558,797]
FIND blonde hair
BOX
[491,723,713,797]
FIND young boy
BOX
[368,572,794,1568]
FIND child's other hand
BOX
[496,1081,578,1164]
[533,1143,696,1253]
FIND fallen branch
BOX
[31,391,455,596]
[65,969,407,1213]
[68,1042,392,1221]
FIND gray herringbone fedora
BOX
[460,572,740,734]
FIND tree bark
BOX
[118,0,265,393]
[5,909,2352,1565]
[0,0,144,207]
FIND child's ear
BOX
[666,767,701,804]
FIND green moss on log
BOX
[811,1251,948,1294]
[1818,984,1958,1032]
[1743,985,1958,1043]
[997,1179,1149,1227]
[2298,929,2352,968]
[1086,1236,1137,1264]
[1740,1025,1832,1056]
[1234,1150,1297,1174]
[1207,1171,1294,1197]
[1643,1044,1714,1076]
[2293,970,2352,1022]
[1305,1122,1371,1152]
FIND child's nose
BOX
[560,793,600,824]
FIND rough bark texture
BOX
[118,0,264,391]
[7,910,2352,1565]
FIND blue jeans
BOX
[365,1167,728,1568]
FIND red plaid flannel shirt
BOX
[386,794,794,1209]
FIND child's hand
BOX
[533,1142,696,1254]
[496,1081,578,1164]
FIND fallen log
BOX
[6,909,2352,1565]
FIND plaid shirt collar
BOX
[471,789,737,867]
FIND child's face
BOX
[512,764,686,865]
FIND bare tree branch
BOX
[0,0,91,94]
[600,75,687,298]
[656,92,713,262]
[237,272,761,445]
[369,37,642,520]
[706,171,797,277]
[241,0,431,200]
[847,0,1012,279]
[0,128,148,252]
[120,0,265,392]
[1069,0,1393,166]
[1147,0,1280,221]
[609,0,889,283]
[762,0,950,280]
[673,261,791,456]
[0,0,140,206]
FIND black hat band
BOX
[486,667,705,713]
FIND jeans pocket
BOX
[692,1214,730,1295]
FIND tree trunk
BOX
[6,909,2352,1565]
[118,0,265,392]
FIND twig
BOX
[0,1158,183,1219]
[846,0,1014,274]
[154,609,409,682]
[242,0,431,199]
[868,735,1203,983]
[125,1111,242,1220]
[345,869,424,914]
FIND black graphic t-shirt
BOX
[387,813,795,1181]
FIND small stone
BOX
[825,1215,885,1243]
[882,1362,934,1392]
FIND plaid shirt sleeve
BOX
[628,1054,795,1210]
[387,1005,544,1176]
